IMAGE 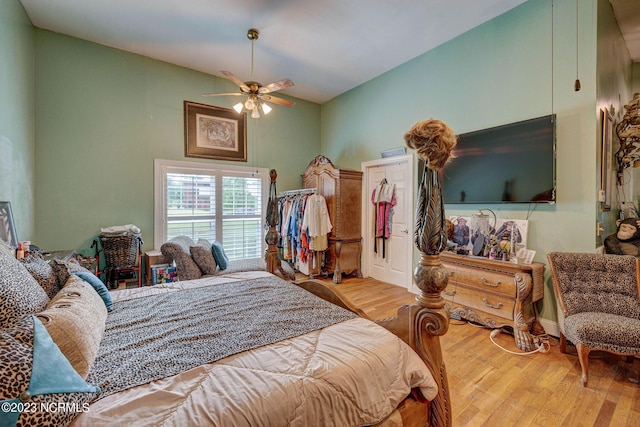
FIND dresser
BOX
[439,252,545,351]
[302,156,363,284]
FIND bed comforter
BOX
[71,271,437,427]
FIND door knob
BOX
[400,229,409,233]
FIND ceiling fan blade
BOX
[260,94,295,108]
[202,92,245,97]
[259,78,294,94]
[221,71,250,92]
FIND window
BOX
[155,159,268,260]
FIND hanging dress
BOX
[371,179,396,258]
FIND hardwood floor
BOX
[300,273,640,427]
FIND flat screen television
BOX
[433,114,556,204]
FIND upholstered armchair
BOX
[547,252,640,386]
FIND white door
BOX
[362,155,413,289]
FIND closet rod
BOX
[278,187,317,197]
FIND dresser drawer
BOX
[449,303,514,329]
[443,284,514,321]
[439,252,545,352]
[444,263,516,298]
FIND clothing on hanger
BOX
[372,178,396,258]
[277,190,331,266]
[302,194,332,252]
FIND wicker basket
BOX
[100,233,142,269]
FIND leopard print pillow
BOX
[0,252,49,331]
[50,258,91,290]
[190,239,217,275]
[0,316,98,426]
[160,237,202,281]
[19,253,59,299]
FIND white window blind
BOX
[166,173,216,242]
[155,160,268,261]
[221,176,263,259]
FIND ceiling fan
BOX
[203,28,295,118]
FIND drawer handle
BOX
[483,298,503,309]
[481,277,501,287]
[444,290,456,296]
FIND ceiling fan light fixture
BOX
[202,28,295,117]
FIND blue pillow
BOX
[211,241,229,270]
[74,271,113,311]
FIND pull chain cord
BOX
[574,0,581,91]
[551,0,555,114]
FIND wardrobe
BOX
[302,156,363,284]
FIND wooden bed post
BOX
[265,169,285,277]
[292,121,455,426]
[403,119,455,427]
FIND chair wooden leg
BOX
[576,343,590,386]
[560,333,567,353]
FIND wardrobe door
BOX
[334,169,362,240]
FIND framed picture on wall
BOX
[0,201,19,249]
[184,101,247,162]
[601,107,613,211]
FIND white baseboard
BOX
[539,318,560,338]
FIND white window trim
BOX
[154,159,270,253]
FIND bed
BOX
[0,254,449,426]
[73,270,444,426]
[0,157,452,426]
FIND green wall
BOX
[5,0,636,326]
[0,0,35,242]
[320,0,633,323]
[33,31,321,252]
[596,0,635,244]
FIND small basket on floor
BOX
[100,233,143,270]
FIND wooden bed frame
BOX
[265,169,452,427]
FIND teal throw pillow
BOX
[74,271,113,311]
[211,241,229,270]
[0,316,99,427]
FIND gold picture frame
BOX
[600,107,613,211]
[184,101,247,162]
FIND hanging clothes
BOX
[302,194,332,252]
[371,179,396,258]
[280,197,294,260]
[277,191,330,268]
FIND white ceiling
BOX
[610,0,640,62]
[18,0,530,104]
[18,0,640,105]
